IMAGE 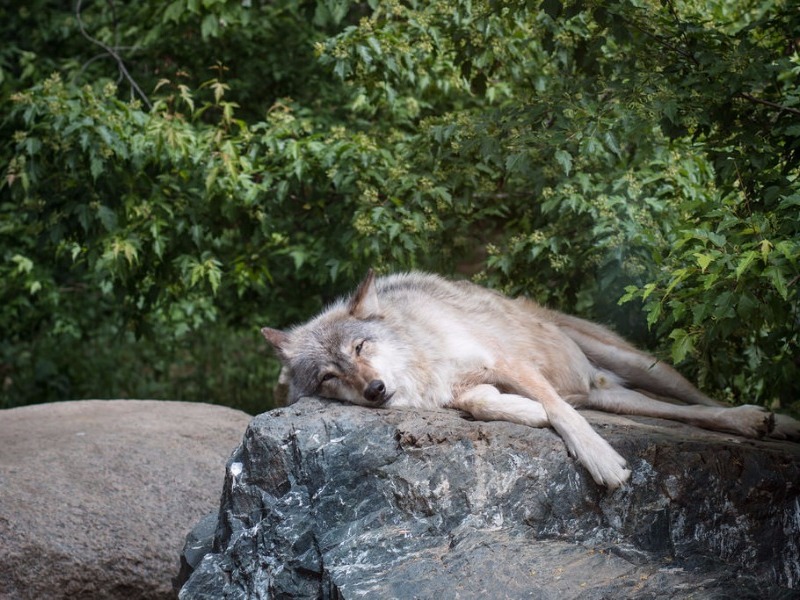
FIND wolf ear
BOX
[348,269,381,319]
[261,327,291,360]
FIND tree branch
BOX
[75,0,152,110]
[622,14,699,67]
[738,92,800,117]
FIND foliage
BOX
[2,0,798,413]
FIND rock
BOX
[178,397,800,599]
[0,400,251,600]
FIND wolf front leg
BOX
[492,367,632,489]
[451,384,549,428]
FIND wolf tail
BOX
[554,312,725,407]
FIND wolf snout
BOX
[364,379,388,404]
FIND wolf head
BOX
[261,270,405,407]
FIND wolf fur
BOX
[262,270,799,489]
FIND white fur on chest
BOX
[382,309,497,409]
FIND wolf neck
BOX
[370,277,498,409]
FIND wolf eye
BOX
[355,340,365,356]
[321,373,337,383]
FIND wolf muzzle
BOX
[364,379,389,405]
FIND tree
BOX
[2,0,798,413]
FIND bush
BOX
[2,1,798,414]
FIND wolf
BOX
[261,270,799,488]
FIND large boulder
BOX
[0,400,251,600]
[178,397,800,599]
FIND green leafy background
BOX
[2,0,798,415]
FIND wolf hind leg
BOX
[556,314,724,407]
[451,384,549,428]
[586,381,774,438]
[772,413,800,441]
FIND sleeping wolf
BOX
[261,270,799,488]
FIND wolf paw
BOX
[583,447,631,490]
[567,432,631,489]
[722,404,774,438]
[770,413,800,442]
[553,407,631,489]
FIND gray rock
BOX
[0,400,251,600]
[178,398,800,599]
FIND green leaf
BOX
[618,285,639,304]
[641,282,657,301]
[90,156,104,180]
[645,301,662,328]
[205,166,219,191]
[763,265,788,300]
[713,291,736,319]
[734,250,758,279]
[668,328,695,364]
[12,254,34,274]
[554,149,572,176]
[97,205,118,232]
[289,249,307,270]
[205,259,222,294]
[201,14,219,39]
[694,252,714,272]
[664,268,688,296]
[163,1,184,22]
[604,131,621,157]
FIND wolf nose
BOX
[364,379,387,403]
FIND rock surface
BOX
[0,400,251,600]
[178,397,800,599]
